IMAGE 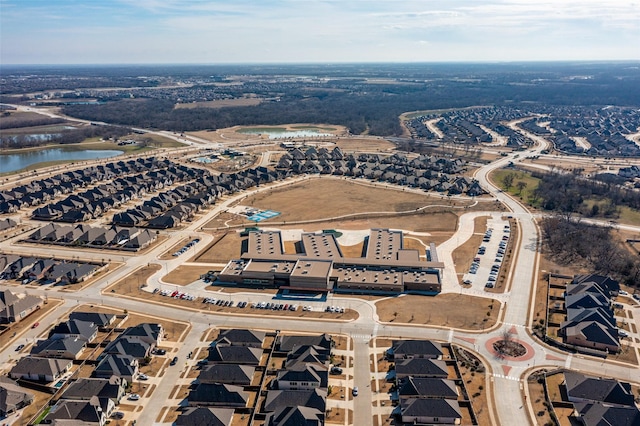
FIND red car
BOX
[32,322,39,328]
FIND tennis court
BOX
[247,210,281,222]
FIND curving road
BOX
[2,108,640,425]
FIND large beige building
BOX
[218,229,443,295]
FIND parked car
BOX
[128,393,140,401]
[32,322,39,328]
[15,344,24,351]
[352,386,359,396]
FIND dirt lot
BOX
[163,265,213,286]
[376,294,499,330]
[175,98,262,109]
[194,232,246,263]
[231,178,469,223]
[335,137,395,152]
[527,372,556,426]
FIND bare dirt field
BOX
[239,178,456,222]
[175,98,262,109]
[163,265,213,285]
[376,294,499,330]
[334,137,395,152]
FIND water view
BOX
[0,148,123,173]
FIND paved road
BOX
[3,109,640,425]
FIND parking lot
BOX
[462,217,511,292]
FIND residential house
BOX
[207,345,263,365]
[188,383,248,408]
[0,377,34,417]
[9,357,72,383]
[390,340,443,360]
[263,389,326,413]
[564,371,635,406]
[94,354,139,383]
[265,406,323,426]
[198,364,256,386]
[400,398,462,425]
[216,329,265,348]
[0,290,43,324]
[43,396,109,426]
[30,336,86,360]
[61,376,127,405]
[176,407,234,426]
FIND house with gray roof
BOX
[573,401,640,426]
[31,336,86,360]
[10,357,72,383]
[94,354,138,383]
[564,371,635,406]
[176,407,234,426]
[0,290,43,324]
[50,319,98,343]
[216,329,265,348]
[198,364,256,386]
[69,312,116,328]
[207,345,263,365]
[0,377,34,417]
[391,340,443,360]
[61,376,127,405]
[102,335,153,360]
[263,388,326,413]
[400,398,462,425]
[395,358,449,380]
[397,377,458,400]
[275,363,328,391]
[120,323,162,346]
[188,383,248,408]
[265,406,323,426]
[44,396,109,426]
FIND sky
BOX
[1,0,639,65]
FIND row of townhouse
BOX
[32,163,203,223]
[178,330,331,426]
[26,222,156,251]
[7,316,162,425]
[557,370,640,425]
[388,340,464,425]
[0,254,102,285]
[0,157,172,214]
[277,150,484,196]
[559,274,622,354]
[113,166,291,229]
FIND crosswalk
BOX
[351,333,372,342]
[492,373,521,381]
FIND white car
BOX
[138,374,148,381]
[128,393,141,401]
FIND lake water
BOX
[238,128,332,139]
[0,148,124,173]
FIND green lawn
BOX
[490,168,542,207]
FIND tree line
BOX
[540,215,640,287]
[502,170,640,218]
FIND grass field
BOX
[375,293,499,330]
[239,178,466,223]
[490,169,541,207]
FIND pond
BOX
[0,148,123,173]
